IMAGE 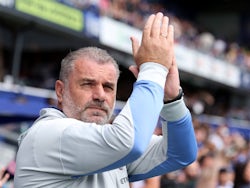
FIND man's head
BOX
[55,47,120,124]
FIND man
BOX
[14,12,197,187]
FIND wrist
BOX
[138,63,168,89]
[164,87,184,104]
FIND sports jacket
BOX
[14,63,197,188]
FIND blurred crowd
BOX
[183,89,250,122]
[58,0,250,71]
[105,0,250,71]
[159,116,250,188]
[130,117,250,188]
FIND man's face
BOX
[56,59,118,124]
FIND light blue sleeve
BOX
[91,62,168,172]
[128,99,198,182]
[61,62,169,176]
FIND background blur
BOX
[0,0,249,187]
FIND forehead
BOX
[72,59,118,80]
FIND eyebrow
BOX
[79,78,116,87]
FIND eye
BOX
[80,80,95,87]
[103,84,114,91]
[83,82,92,86]
[81,82,89,86]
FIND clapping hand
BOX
[130,12,174,69]
[129,12,181,102]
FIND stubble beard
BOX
[62,90,114,125]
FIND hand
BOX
[129,58,181,102]
[0,168,10,188]
[130,12,174,69]
[163,57,181,101]
[129,12,181,102]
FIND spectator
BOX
[196,31,215,53]
[182,160,201,188]
[196,152,219,188]
[233,159,250,188]
[216,167,234,188]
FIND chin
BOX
[94,117,108,125]
[81,116,108,125]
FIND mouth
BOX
[87,106,107,113]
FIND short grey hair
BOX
[59,47,120,82]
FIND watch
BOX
[164,87,184,104]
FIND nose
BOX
[92,85,105,102]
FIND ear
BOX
[55,80,64,104]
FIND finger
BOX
[172,56,177,66]
[129,65,139,78]
[160,16,169,38]
[142,14,155,40]
[168,59,177,74]
[151,12,163,38]
[166,24,174,44]
[130,36,139,56]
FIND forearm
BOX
[117,62,167,155]
[160,99,197,168]
[128,99,197,181]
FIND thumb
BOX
[168,57,178,74]
[129,65,139,78]
[130,36,139,56]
